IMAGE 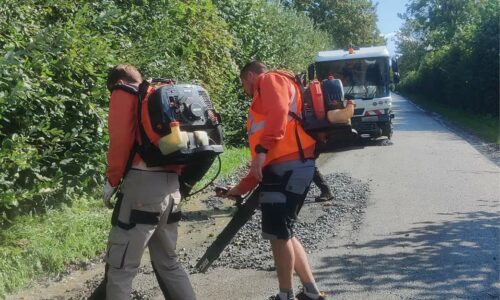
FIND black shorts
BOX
[259,159,315,240]
[261,191,307,240]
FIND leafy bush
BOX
[0,0,329,223]
[0,1,113,221]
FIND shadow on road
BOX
[316,209,500,299]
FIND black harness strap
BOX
[110,83,139,95]
[117,220,136,230]
[136,81,154,161]
[130,210,161,225]
[294,122,306,163]
[288,111,306,163]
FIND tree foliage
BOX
[396,0,499,115]
[214,0,331,144]
[0,0,329,222]
[283,0,385,48]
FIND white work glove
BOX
[102,180,116,209]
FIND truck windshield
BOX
[316,57,390,99]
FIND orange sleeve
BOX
[106,90,137,187]
[258,74,291,150]
[234,171,259,195]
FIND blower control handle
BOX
[215,186,229,197]
[215,186,243,206]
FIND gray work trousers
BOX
[105,170,196,300]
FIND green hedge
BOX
[0,0,329,222]
[397,0,499,116]
[0,1,113,220]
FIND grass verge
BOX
[0,146,249,298]
[402,92,499,144]
[0,198,110,298]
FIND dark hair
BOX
[240,60,268,78]
[106,64,142,91]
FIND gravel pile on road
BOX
[179,172,369,273]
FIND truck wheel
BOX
[381,122,393,139]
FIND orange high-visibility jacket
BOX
[235,71,316,193]
[247,71,315,162]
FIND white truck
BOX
[309,46,398,139]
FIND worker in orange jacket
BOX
[90,64,196,300]
[226,61,326,300]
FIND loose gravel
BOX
[179,172,369,273]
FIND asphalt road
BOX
[189,93,500,299]
[310,94,500,299]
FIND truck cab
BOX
[311,46,395,139]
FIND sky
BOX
[375,0,410,56]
